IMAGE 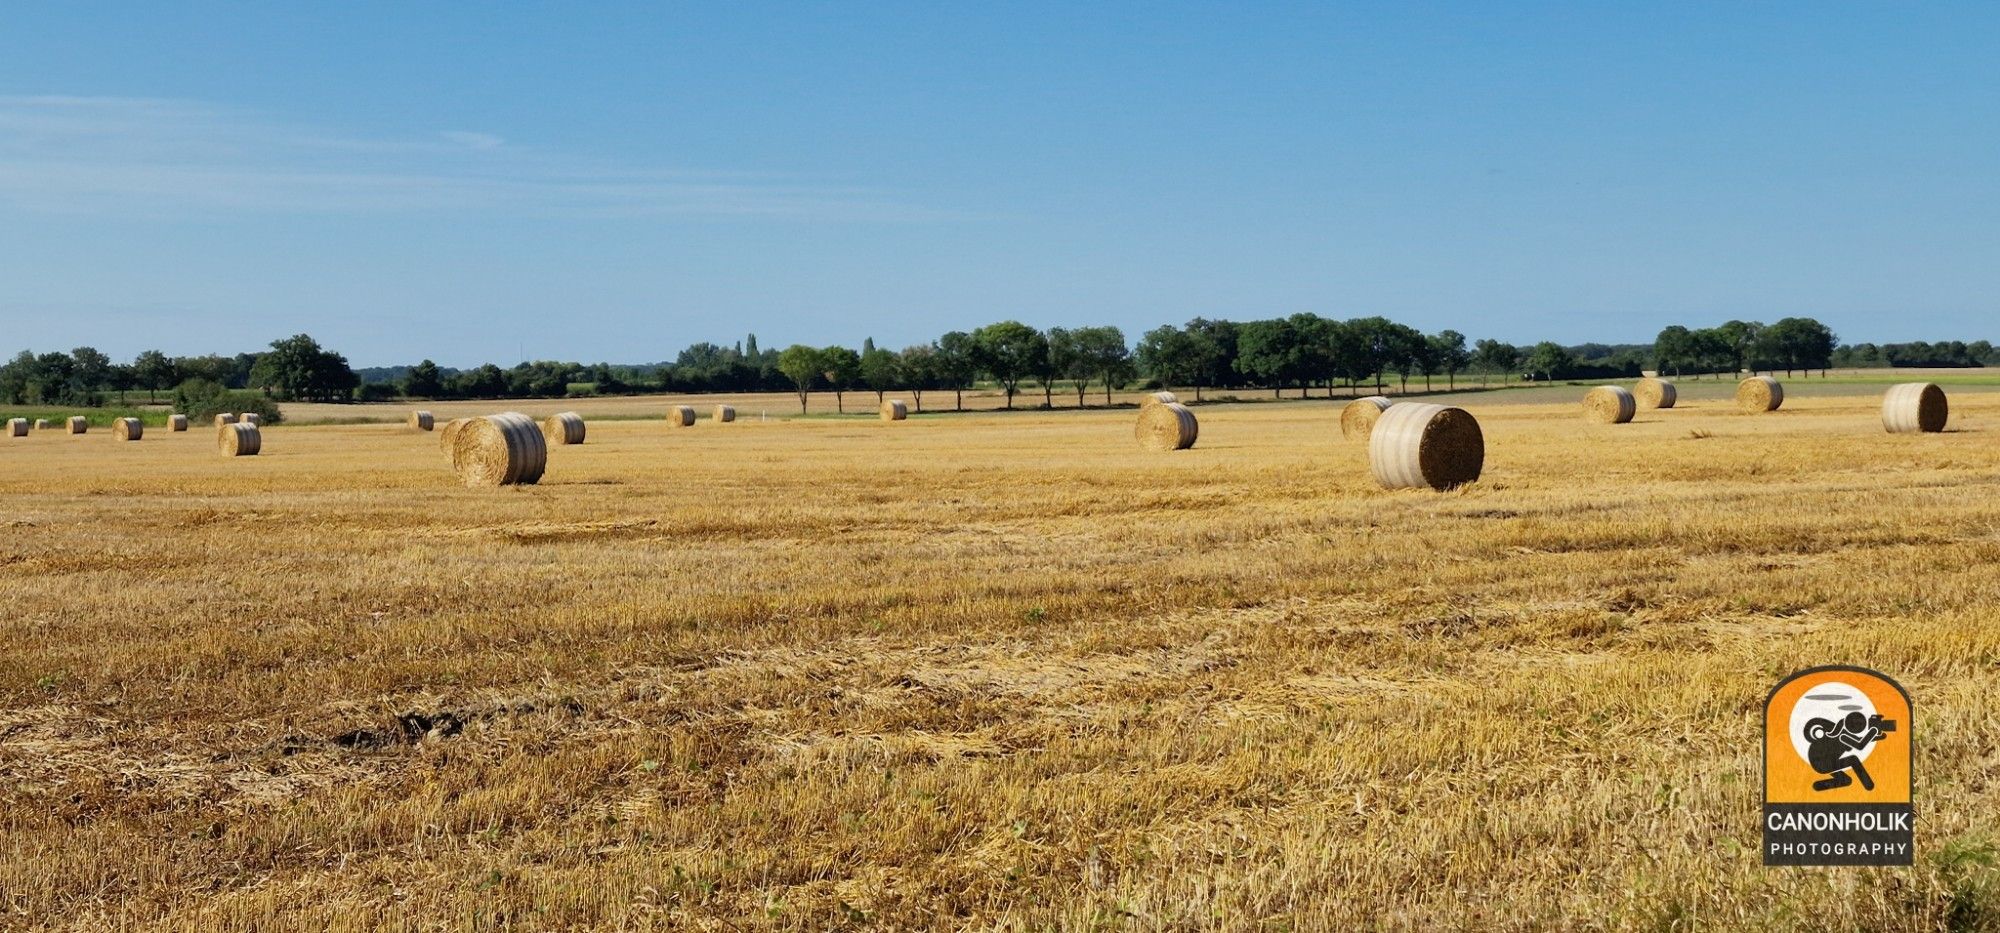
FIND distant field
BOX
[3,381,1998,927]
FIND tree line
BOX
[5,316,1995,410]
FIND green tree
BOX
[859,344,903,404]
[1076,326,1130,405]
[1522,341,1575,381]
[1289,313,1336,397]
[1236,318,1304,397]
[1135,325,1198,396]
[1652,326,1693,377]
[935,331,979,411]
[1185,318,1239,400]
[970,321,1047,409]
[131,350,179,402]
[1378,322,1426,393]
[1429,330,1471,390]
[251,334,358,402]
[820,345,862,413]
[1471,339,1520,384]
[404,359,445,398]
[776,345,824,413]
[898,344,941,411]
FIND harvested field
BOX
[1,386,1998,929]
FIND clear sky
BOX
[2,3,1996,367]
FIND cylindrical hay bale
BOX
[33,418,51,430]
[1142,391,1178,408]
[713,404,736,423]
[1340,396,1392,440]
[450,412,548,486]
[881,399,908,421]
[543,411,586,445]
[168,414,189,432]
[408,410,435,431]
[7,418,26,437]
[112,417,143,441]
[214,413,238,428]
[66,416,87,435]
[1736,376,1783,413]
[1581,386,1636,424]
[1882,382,1948,434]
[439,417,473,452]
[1633,378,1676,409]
[1369,403,1485,491]
[218,422,261,456]
[1135,401,1198,451]
[667,406,696,428]
[239,412,262,426]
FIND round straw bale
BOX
[543,411,586,445]
[239,412,262,426]
[1340,396,1392,440]
[439,417,473,452]
[408,410,434,431]
[168,414,188,431]
[1581,385,1636,424]
[1736,376,1783,413]
[1369,402,1485,491]
[33,418,51,430]
[218,422,261,456]
[1881,382,1947,434]
[667,406,696,427]
[881,399,908,421]
[66,416,87,435]
[112,417,143,441]
[713,405,736,423]
[1135,401,1198,450]
[1142,391,1178,408]
[1633,377,1676,409]
[213,413,237,428]
[7,418,26,437]
[450,412,548,487]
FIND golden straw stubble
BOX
[1369,402,1484,491]
[1881,383,1947,434]
[1736,376,1783,413]
[1581,386,1636,424]
[450,412,548,487]
[1633,378,1676,409]
[1340,396,1391,440]
[1135,401,1198,451]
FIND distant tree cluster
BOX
[1832,340,1996,369]
[1651,319,1840,378]
[5,314,1988,411]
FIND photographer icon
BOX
[1805,711,1896,792]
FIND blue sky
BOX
[1,3,1996,367]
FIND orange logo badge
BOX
[1763,667,1912,866]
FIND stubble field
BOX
[3,382,1998,930]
